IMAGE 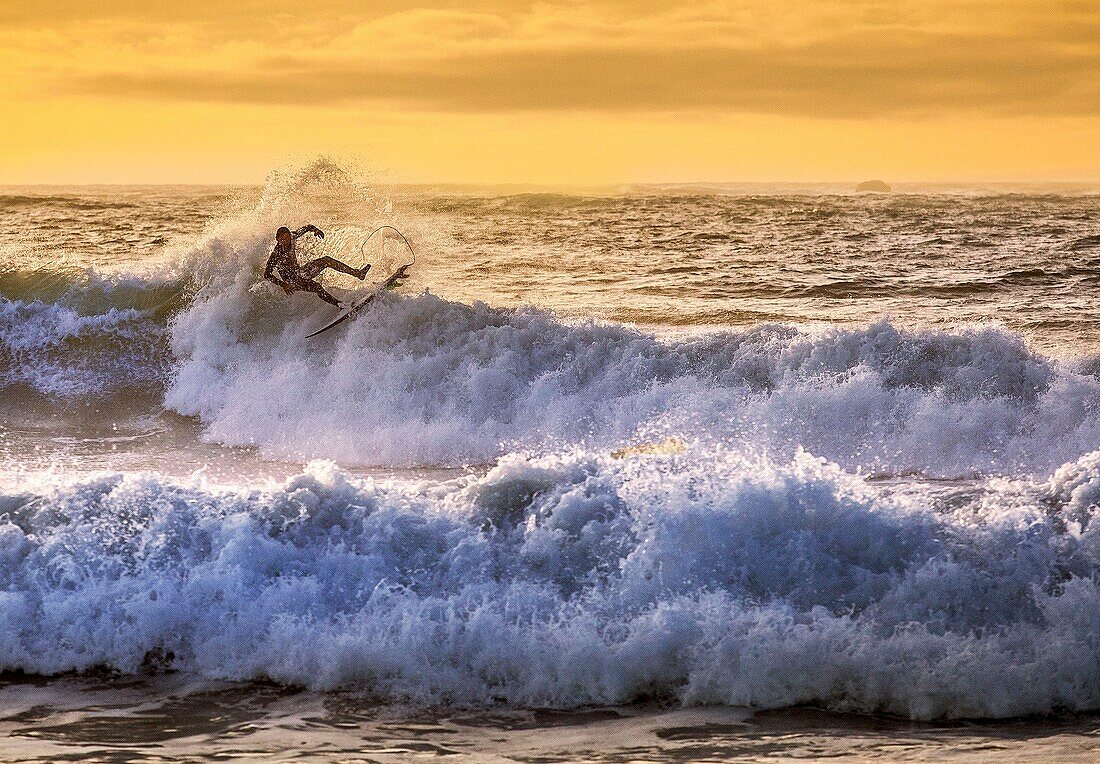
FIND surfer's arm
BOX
[293,224,324,239]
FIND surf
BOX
[0,447,1096,719]
[2,171,1100,729]
[5,166,1100,478]
[167,273,1100,475]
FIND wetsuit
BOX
[263,225,366,307]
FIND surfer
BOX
[263,225,369,307]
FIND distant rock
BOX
[856,180,892,193]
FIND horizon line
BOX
[2,179,1100,189]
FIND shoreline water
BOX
[1,675,1097,762]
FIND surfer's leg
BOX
[299,279,342,307]
[303,256,369,280]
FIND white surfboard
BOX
[305,263,413,339]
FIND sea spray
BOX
[0,448,1096,718]
[3,178,1100,725]
[167,280,1100,475]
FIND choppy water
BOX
[0,166,1098,760]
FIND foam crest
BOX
[7,167,1100,479]
[0,299,165,396]
[0,449,1095,718]
[165,272,1100,475]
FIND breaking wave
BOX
[3,166,1100,722]
[0,449,1096,718]
[167,285,1100,476]
[4,201,1100,474]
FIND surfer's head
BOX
[276,226,293,247]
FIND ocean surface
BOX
[0,165,1098,760]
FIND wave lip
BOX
[7,170,1100,479]
[0,449,1096,719]
[0,299,166,396]
[168,273,1098,475]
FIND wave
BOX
[0,299,167,397]
[5,250,1100,475]
[167,264,1100,474]
[0,263,192,396]
[1067,234,1100,251]
[0,195,138,210]
[0,265,189,314]
[6,164,1100,476]
[0,449,1095,718]
[784,265,1100,298]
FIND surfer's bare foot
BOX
[356,265,370,280]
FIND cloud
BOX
[7,1,1100,118]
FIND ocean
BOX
[0,166,1098,760]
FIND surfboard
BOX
[306,263,413,339]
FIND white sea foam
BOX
[166,265,1100,475]
[0,299,165,396]
[3,171,1100,720]
[3,163,1099,476]
[0,449,1095,718]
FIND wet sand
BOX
[0,676,1096,762]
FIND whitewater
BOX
[0,167,1098,758]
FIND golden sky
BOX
[3,1,1099,184]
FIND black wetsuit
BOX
[263,225,365,307]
